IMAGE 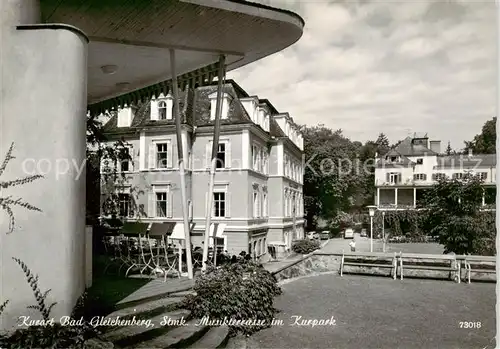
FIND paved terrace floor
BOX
[116,253,306,305]
[248,273,495,349]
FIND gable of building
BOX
[394,136,436,157]
[376,148,414,168]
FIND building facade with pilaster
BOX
[100,80,305,258]
[374,134,496,210]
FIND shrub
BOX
[183,260,282,336]
[292,239,321,254]
[0,260,103,349]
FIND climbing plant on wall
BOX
[372,207,423,237]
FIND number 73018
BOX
[459,322,481,329]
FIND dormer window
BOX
[209,92,232,120]
[151,93,173,120]
[158,101,167,120]
[117,106,134,128]
[386,155,400,163]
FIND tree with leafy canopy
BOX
[355,135,394,208]
[85,112,137,225]
[420,173,495,255]
[445,141,454,155]
[375,133,390,156]
[302,125,364,230]
[464,117,496,154]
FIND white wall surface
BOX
[1,0,88,332]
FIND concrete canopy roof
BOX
[40,0,304,107]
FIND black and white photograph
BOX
[0,0,497,348]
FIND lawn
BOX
[323,236,445,254]
[82,255,150,318]
[248,273,495,349]
[384,242,444,254]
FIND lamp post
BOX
[382,211,386,253]
[367,205,377,252]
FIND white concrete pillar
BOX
[376,187,380,206]
[413,188,417,208]
[394,188,398,207]
[482,191,485,206]
[1,0,88,331]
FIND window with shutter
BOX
[148,144,155,168]
[225,141,231,169]
[158,101,167,120]
[167,142,173,168]
[156,143,168,168]
[156,192,168,217]
[214,192,226,218]
[167,191,173,218]
[413,173,426,181]
[216,142,226,169]
[118,193,133,218]
[148,191,155,217]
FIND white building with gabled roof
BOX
[375,134,496,210]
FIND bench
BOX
[457,255,496,284]
[398,253,460,283]
[340,251,398,279]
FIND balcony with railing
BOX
[376,172,497,187]
[375,178,434,187]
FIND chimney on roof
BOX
[429,140,441,154]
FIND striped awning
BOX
[209,223,227,238]
[87,62,220,116]
[149,222,176,237]
[170,222,196,240]
[121,222,150,235]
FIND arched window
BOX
[158,100,167,120]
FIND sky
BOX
[228,0,496,150]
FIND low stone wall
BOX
[272,252,496,283]
[272,253,341,282]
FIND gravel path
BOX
[248,273,495,349]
